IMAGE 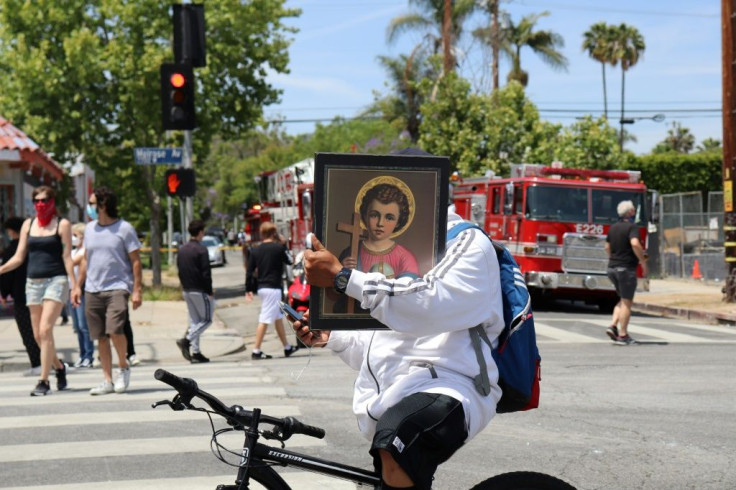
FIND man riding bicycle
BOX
[293,208,504,490]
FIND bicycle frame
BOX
[231,408,380,489]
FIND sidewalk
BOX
[0,278,733,373]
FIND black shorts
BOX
[607,267,638,301]
[370,392,467,490]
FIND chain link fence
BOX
[657,191,725,281]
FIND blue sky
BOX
[265,1,721,156]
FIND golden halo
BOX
[354,175,415,239]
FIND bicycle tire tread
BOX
[469,471,577,490]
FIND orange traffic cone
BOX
[692,259,702,280]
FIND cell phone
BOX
[279,301,305,324]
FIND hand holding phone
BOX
[279,301,306,324]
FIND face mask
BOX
[34,198,56,226]
[87,204,98,220]
[72,235,80,247]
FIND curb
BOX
[633,302,736,326]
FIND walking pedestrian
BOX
[71,187,143,395]
[605,200,648,345]
[69,223,94,368]
[176,219,214,363]
[0,217,41,377]
[0,186,74,396]
[245,222,298,359]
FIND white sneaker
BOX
[127,354,141,366]
[22,366,41,377]
[89,380,114,396]
[113,368,130,393]
[73,358,85,368]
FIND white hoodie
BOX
[327,212,504,441]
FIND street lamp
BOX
[619,113,666,151]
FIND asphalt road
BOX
[1,252,734,489]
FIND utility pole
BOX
[722,0,736,301]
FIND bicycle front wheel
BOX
[470,471,577,490]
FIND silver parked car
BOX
[202,235,226,267]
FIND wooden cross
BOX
[336,212,367,313]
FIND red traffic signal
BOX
[160,63,196,131]
[164,168,196,197]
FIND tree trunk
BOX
[601,61,608,119]
[491,1,499,91]
[619,68,626,151]
[443,0,453,73]
[144,166,162,287]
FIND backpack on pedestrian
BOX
[447,222,541,414]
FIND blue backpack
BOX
[447,222,541,413]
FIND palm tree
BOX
[610,23,645,151]
[473,0,507,91]
[653,121,695,154]
[372,49,436,142]
[498,11,568,87]
[582,22,616,118]
[386,0,477,73]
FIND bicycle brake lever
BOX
[151,399,182,410]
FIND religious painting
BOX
[309,152,449,330]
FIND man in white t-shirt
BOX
[71,187,142,395]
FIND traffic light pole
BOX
[183,129,194,239]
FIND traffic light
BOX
[160,63,196,130]
[165,168,196,197]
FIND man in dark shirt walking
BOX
[176,220,214,363]
[245,221,298,359]
[605,200,648,345]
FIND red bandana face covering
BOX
[34,199,57,226]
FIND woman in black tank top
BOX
[0,186,76,396]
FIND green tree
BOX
[582,22,616,118]
[652,121,696,154]
[528,115,630,169]
[610,23,645,150]
[0,0,299,285]
[498,11,568,87]
[696,137,722,153]
[418,75,555,175]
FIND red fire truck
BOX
[243,158,314,254]
[452,163,652,311]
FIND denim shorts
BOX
[25,275,69,306]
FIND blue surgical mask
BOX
[86,204,98,220]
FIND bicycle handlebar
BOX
[153,368,325,440]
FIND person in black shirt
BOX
[0,217,41,376]
[245,221,298,359]
[176,219,214,363]
[605,200,648,345]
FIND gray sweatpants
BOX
[182,291,214,353]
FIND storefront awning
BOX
[0,116,64,182]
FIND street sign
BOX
[134,147,183,165]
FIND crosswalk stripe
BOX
[0,385,287,407]
[4,473,357,490]
[585,319,713,342]
[534,322,603,343]
[0,435,326,463]
[0,376,274,394]
[0,405,301,430]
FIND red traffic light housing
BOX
[160,63,196,131]
[164,168,196,197]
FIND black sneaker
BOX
[615,335,637,345]
[55,362,68,391]
[606,325,619,341]
[284,345,300,357]
[176,338,192,361]
[191,352,210,363]
[31,380,51,396]
[251,351,273,360]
